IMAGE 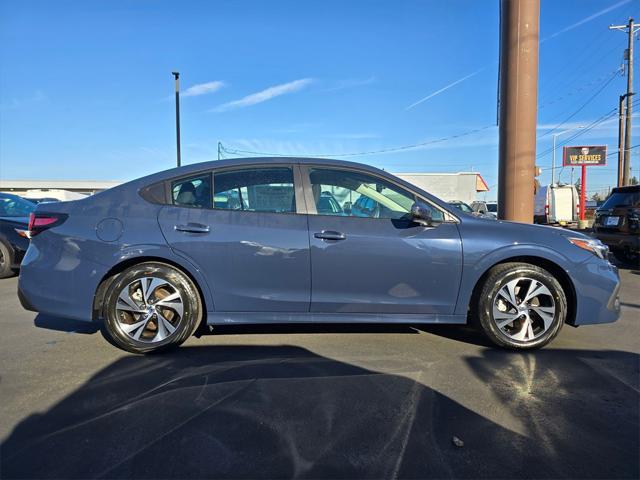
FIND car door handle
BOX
[175,223,210,234]
[314,230,346,241]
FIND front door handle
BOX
[175,223,210,234]
[314,230,346,241]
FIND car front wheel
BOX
[476,262,566,349]
[102,262,202,354]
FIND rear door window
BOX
[213,167,296,213]
[171,174,212,208]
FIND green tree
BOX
[591,192,602,202]
[631,176,639,186]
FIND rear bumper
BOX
[17,283,37,312]
[570,256,621,326]
[594,231,640,252]
[17,240,107,322]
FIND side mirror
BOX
[411,201,438,226]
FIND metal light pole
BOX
[551,126,584,186]
[172,71,181,168]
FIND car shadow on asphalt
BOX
[34,314,100,334]
[1,345,638,479]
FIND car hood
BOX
[477,216,592,241]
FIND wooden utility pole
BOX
[610,19,639,186]
[498,0,540,222]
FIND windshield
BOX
[601,191,640,209]
[486,203,497,212]
[0,195,35,217]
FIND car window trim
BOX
[298,164,456,222]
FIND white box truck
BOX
[534,184,579,225]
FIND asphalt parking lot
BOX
[1,265,638,479]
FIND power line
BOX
[537,69,622,140]
[536,108,618,160]
[220,124,495,158]
[537,97,640,163]
[539,69,622,110]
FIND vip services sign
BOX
[562,145,607,167]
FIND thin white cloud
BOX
[405,68,486,110]
[213,78,314,112]
[404,0,630,110]
[324,133,379,139]
[0,90,46,110]
[542,0,632,42]
[325,76,376,92]
[537,114,640,132]
[182,81,225,97]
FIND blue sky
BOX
[1,0,638,200]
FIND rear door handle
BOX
[314,230,346,241]
[175,223,210,234]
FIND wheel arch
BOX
[92,255,210,324]
[467,255,577,327]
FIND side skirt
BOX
[207,312,467,325]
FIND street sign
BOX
[562,145,607,223]
[562,145,607,167]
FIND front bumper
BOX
[594,231,640,253]
[569,256,621,326]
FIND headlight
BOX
[567,237,609,259]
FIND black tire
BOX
[0,241,16,279]
[102,262,202,354]
[475,262,566,350]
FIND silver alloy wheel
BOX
[114,277,184,343]
[492,276,556,342]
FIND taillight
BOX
[27,212,67,237]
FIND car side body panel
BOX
[17,157,621,331]
[158,206,311,312]
[308,216,462,314]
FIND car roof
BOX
[105,156,459,217]
[140,157,388,182]
[611,185,640,193]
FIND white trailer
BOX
[534,184,579,225]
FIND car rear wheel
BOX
[476,262,566,349]
[102,262,202,354]
[0,242,15,279]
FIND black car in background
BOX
[593,185,640,266]
[0,193,35,278]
